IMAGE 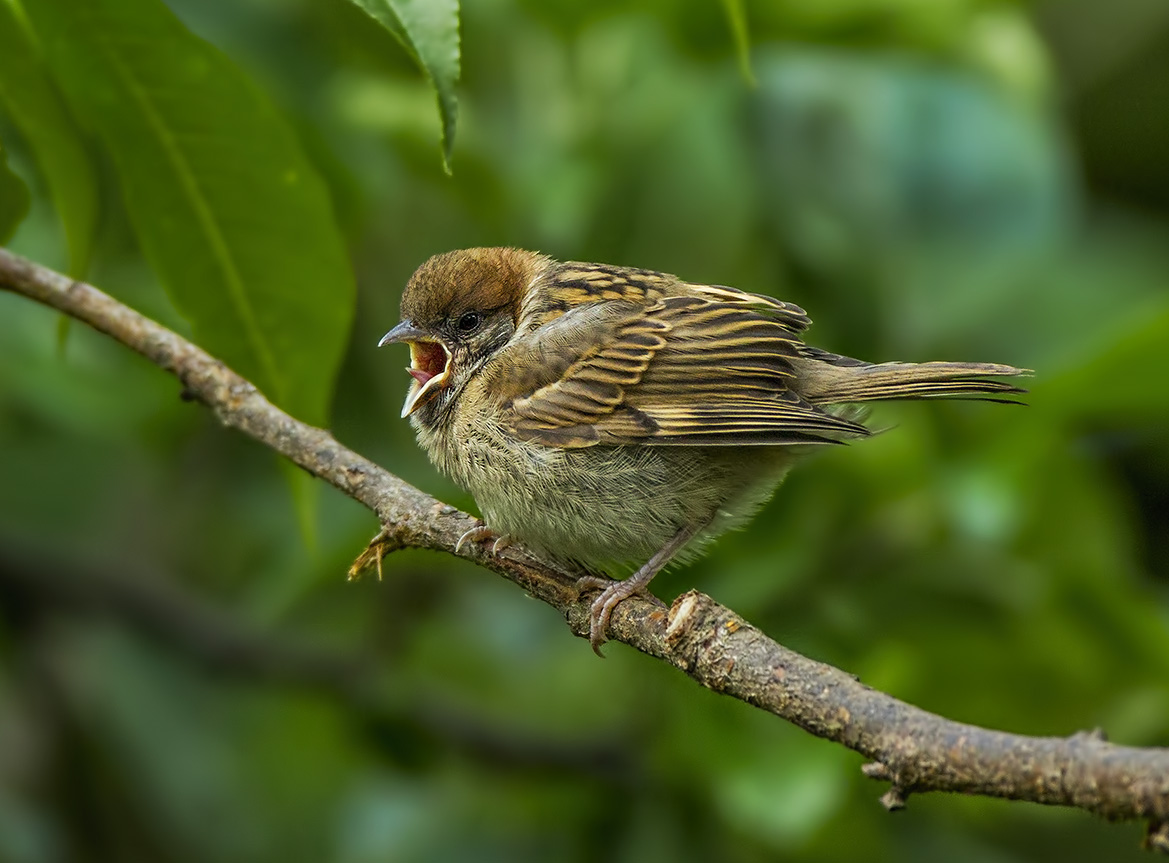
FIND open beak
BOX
[378,321,452,418]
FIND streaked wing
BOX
[500,277,869,449]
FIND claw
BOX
[582,579,667,656]
[574,520,707,656]
[573,574,615,599]
[455,524,510,555]
[572,574,618,655]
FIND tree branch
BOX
[2,246,1167,851]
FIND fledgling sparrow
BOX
[379,248,1025,653]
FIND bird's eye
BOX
[455,311,482,334]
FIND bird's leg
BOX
[455,523,511,555]
[579,520,707,656]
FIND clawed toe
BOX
[455,524,510,555]
[573,574,616,599]
[579,578,663,657]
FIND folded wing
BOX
[498,280,870,449]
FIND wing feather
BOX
[497,270,865,449]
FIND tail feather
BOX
[796,359,1029,405]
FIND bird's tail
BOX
[795,352,1029,405]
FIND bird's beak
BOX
[378,320,452,418]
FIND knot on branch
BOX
[880,786,910,812]
[862,761,891,781]
[663,590,749,687]
[665,591,703,644]
[863,762,912,811]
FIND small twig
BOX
[2,246,1167,848]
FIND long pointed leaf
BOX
[348,0,460,171]
[720,0,755,86]
[27,0,355,428]
[0,136,30,242]
[0,0,97,275]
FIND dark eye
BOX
[455,311,482,334]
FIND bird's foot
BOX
[575,575,666,657]
[573,521,707,656]
[455,523,511,555]
[348,528,404,581]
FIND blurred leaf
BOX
[283,460,319,554]
[1049,301,1169,418]
[0,0,95,273]
[752,47,1075,352]
[0,136,30,242]
[713,723,851,849]
[962,8,1053,106]
[719,0,755,86]
[755,49,1071,259]
[52,627,265,860]
[26,0,355,429]
[54,314,70,356]
[347,0,460,172]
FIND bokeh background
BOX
[3,0,1169,860]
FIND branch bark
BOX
[2,246,1167,851]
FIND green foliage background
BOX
[2,0,1168,860]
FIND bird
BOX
[378,247,1026,654]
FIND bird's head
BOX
[379,247,547,421]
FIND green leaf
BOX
[720,0,755,87]
[0,0,97,275]
[26,0,355,429]
[0,135,30,242]
[347,0,461,172]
